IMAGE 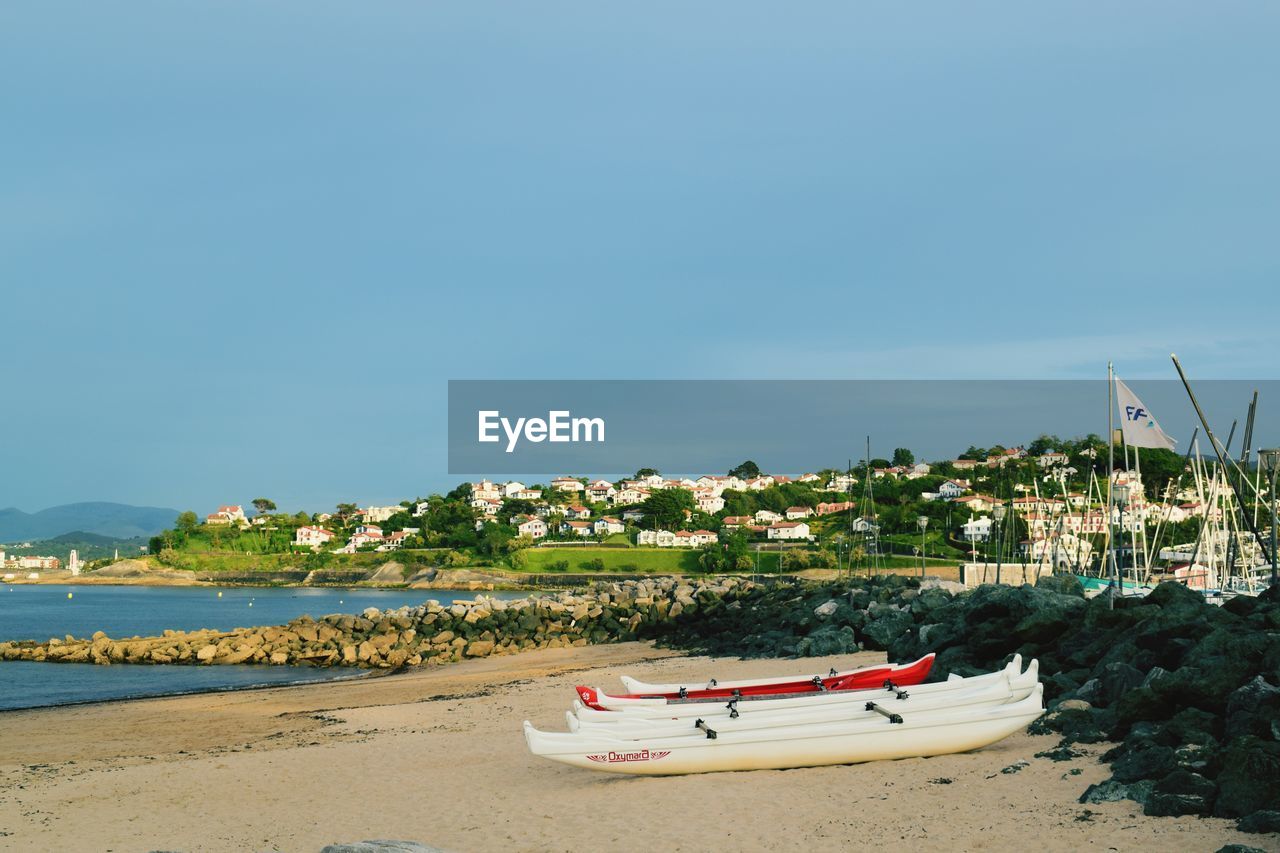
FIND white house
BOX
[471,497,501,516]
[621,508,646,522]
[512,488,543,500]
[586,480,616,503]
[826,474,857,492]
[637,529,678,547]
[952,495,997,513]
[593,517,625,536]
[206,504,247,526]
[721,516,753,529]
[561,520,594,537]
[564,504,592,520]
[754,509,783,524]
[961,516,993,542]
[1038,451,1070,468]
[937,480,968,499]
[613,486,649,506]
[767,521,810,541]
[551,477,584,493]
[784,506,813,520]
[470,480,502,501]
[294,526,335,548]
[696,493,726,514]
[502,481,527,497]
[359,506,401,524]
[513,515,548,539]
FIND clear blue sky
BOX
[3,2,1278,514]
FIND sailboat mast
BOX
[1107,362,1118,606]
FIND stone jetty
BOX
[0,576,748,669]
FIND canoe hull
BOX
[525,692,1044,776]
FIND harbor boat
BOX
[575,656,1031,720]
[567,669,1039,739]
[524,685,1044,776]
[616,652,934,697]
[575,653,934,709]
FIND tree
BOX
[729,460,761,480]
[252,497,277,516]
[892,448,915,467]
[641,488,695,529]
[335,502,358,523]
[633,468,659,479]
[175,511,199,533]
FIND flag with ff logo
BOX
[1114,377,1177,450]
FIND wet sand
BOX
[0,643,1269,852]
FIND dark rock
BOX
[1098,661,1146,707]
[795,625,858,657]
[1035,574,1085,598]
[1216,846,1268,853]
[1111,745,1176,783]
[1079,778,1154,806]
[1144,769,1216,816]
[1215,737,1280,818]
[1237,809,1280,834]
[1225,676,1280,741]
[860,610,914,651]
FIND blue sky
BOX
[2,2,1278,514]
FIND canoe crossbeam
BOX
[865,702,904,724]
[725,698,740,718]
[695,718,718,739]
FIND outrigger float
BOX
[525,657,1044,775]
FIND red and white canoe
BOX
[576,654,934,710]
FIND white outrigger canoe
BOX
[524,685,1044,775]
[579,656,1030,715]
[568,668,1038,739]
[614,653,935,698]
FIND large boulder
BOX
[1215,737,1280,818]
[1225,676,1280,741]
[1144,770,1217,817]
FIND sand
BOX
[0,643,1270,853]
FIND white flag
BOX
[1114,377,1177,450]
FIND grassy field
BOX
[519,546,785,574]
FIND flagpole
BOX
[1108,361,1118,608]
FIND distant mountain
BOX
[0,502,180,541]
[5,531,149,563]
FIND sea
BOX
[0,584,533,711]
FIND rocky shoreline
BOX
[3,572,1278,838]
[0,576,740,668]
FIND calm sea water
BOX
[0,584,532,710]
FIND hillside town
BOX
[163,438,1237,580]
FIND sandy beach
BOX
[0,643,1269,853]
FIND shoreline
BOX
[0,642,1264,852]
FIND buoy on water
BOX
[67,592,73,599]
[217,591,223,598]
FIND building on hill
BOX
[295,526,335,549]
[551,477,584,493]
[721,515,753,529]
[561,520,593,537]
[593,517,625,536]
[359,506,401,524]
[754,509,783,524]
[696,492,726,513]
[815,501,855,516]
[784,506,813,520]
[636,529,678,547]
[766,521,811,541]
[564,505,592,520]
[512,515,548,539]
[206,505,247,526]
